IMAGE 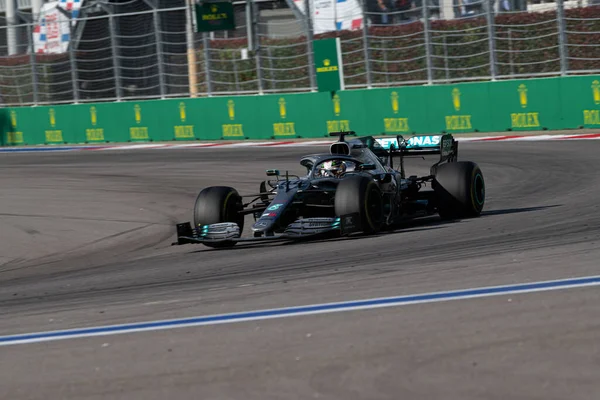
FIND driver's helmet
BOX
[320,159,347,178]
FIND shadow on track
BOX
[481,205,561,216]
[190,204,561,252]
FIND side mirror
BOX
[266,169,280,177]
[358,163,376,171]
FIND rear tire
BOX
[194,186,244,248]
[433,161,485,219]
[335,175,384,234]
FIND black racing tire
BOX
[193,186,244,248]
[335,175,384,234]
[433,161,485,219]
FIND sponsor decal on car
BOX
[441,135,453,157]
[407,135,440,147]
[267,204,283,211]
[340,213,361,235]
[308,222,332,227]
[375,138,398,150]
[376,135,442,150]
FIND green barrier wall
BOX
[3,75,599,146]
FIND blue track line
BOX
[1,275,599,346]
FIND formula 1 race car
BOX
[173,131,485,248]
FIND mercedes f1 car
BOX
[173,131,485,248]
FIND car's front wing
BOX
[173,215,361,246]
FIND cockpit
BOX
[313,159,358,178]
[299,137,389,179]
[301,152,386,180]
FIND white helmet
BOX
[320,159,347,178]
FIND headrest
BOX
[330,142,350,155]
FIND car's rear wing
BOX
[374,134,458,178]
[375,134,457,159]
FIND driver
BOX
[319,160,347,178]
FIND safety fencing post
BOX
[361,3,372,88]
[151,3,166,98]
[305,0,316,90]
[422,0,433,84]
[107,10,123,100]
[486,0,497,79]
[556,0,569,75]
[27,23,39,105]
[252,0,264,94]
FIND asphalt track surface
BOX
[1,141,600,399]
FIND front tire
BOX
[335,175,384,234]
[194,186,244,248]
[433,161,485,219]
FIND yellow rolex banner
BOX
[5,75,600,147]
[559,76,600,129]
[313,38,344,92]
[488,78,561,131]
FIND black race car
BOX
[174,131,485,248]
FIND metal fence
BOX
[0,0,599,105]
